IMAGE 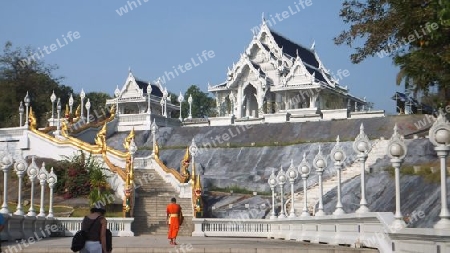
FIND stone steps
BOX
[293,139,388,215]
[132,169,193,236]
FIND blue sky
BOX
[0,1,401,114]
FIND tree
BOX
[334,0,450,106]
[180,85,216,119]
[0,41,73,127]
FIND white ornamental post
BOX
[55,98,61,135]
[0,149,13,214]
[160,98,165,117]
[13,153,28,215]
[286,159,298,218]
[268,169,278,219]
[85,98,91,123]
[313,145,327,216]
[189,138,199,182]
[429,109,450,229]
[387,124,407,229]
[69,93,74,114]
[177,92,184,122]
[19,102,24,127]
[37,163,48,217]
[276,166,287,219]
[298,153,311,216]
[80,88,85,120]
[27,157,39,216]
[188,94,193,119]
[114,86,121,115]
[46,167,57,218]
[151,119,158,157]
[50,90,56,126]
[330,135,346,215]
[163,88,168,118]
[353,123,372,213]
[24,92,30,128]
[147,84,152,114]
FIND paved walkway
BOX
[1,235,378,253]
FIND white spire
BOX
[310,40,316,51]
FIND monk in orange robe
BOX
[166,197,182,245]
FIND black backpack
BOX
[106,228,112,252]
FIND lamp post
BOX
[24,92,30,127]
[47,167,57,218]
[69,93,74,114]
[114,85,121,115]
[188,94,193,119]
[387,124,407,229]
[353,123,372,213]
[80,88,85,120]
[163,87,168,118]
[276,166,287,219]
[178,92,184,122]
[189,138,199,183]
[37,163,48,217]
[56,98,61,135]
[13,153,27,215]
[125,139,137,217]
[19,102,24,127]
[298,153,311,216]
[151,119,158,157]
[330,135,346,215]
[50,90,56,126]
[86,98,91,123]
[147,84,152,114]
[0,149,13,214]
[313,145,327,216]
[268,169,278,219]
[27,156,39,216]
[429,109,450,229]
[286,159,298,218]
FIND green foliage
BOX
[0,41,74,127]
[335,0,450,104]
[180,85,216,119]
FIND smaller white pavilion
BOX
[106,71,181,131]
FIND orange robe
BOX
[167,203,181,239]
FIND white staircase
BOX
[292,139,389,215]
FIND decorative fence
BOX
[0,214,134,241]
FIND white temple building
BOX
[207,19,384,125]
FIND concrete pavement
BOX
[1,235,379,253]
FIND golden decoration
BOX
[180,147,191,183]
[65,104,70,118]
[95,123,107,151]
[29,107,37,130]
[123,128,135,151]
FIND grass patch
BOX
[208,185,270,196]
[71,204,123,217]
[384,163,448,184]
[7,203,73,214]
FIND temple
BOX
[207,19,384,125]
[106,71,181,131]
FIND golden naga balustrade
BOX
[27,106,134,217]
[152,143,204,217]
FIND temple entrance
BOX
[242,85,258,118]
